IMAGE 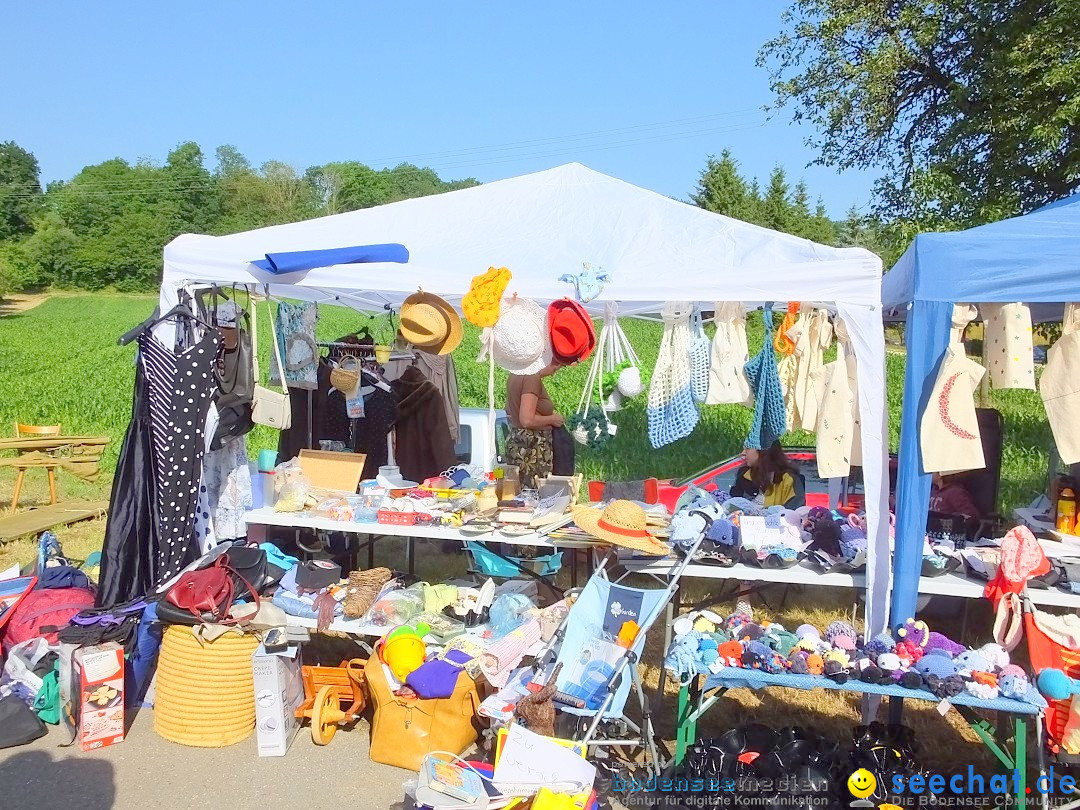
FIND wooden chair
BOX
[11,423,62,509]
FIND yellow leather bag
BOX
[365,650,481,770]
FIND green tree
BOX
[691,150,749,217]
[164,141,218,233]
[21,212,80,287]
[0,141,43,240]
[759,0,1080,224]
[760,166,792,232]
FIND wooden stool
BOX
[11,423,61,510]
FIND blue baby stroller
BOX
[513,537,703,781]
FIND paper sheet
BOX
[492,724,596,797]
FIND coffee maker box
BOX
[60,642,125,751]
[252,643,304,757]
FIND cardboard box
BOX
[297,449,367,493]
[252,643,304,757]
[60,642,125,751]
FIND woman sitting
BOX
[729,441,805,509]
[929,472,981,520]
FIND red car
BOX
[655,448,870,513]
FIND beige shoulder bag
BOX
[251,298,292,430]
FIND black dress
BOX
[96,357,158,607]
[96,328,220,607]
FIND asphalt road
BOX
[0,707,412,810]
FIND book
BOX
[423,758,486,803]
[497,507,534,525]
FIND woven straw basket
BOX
[153,626,259,748]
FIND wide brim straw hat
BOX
[548,298,596,365]
[491,296,553,376]
[463,266,512,328]
[399,291,463,355]
[572,499,671,556]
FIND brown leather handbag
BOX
[365,648,481,770]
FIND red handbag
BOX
[165,557,258,624]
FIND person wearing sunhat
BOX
[499,297,596,487]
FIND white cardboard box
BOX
[252,643,304,757]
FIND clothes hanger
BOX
[117,303,214,346]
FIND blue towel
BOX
[743,303,787,450]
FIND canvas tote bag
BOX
[920,344,986,474]
[251,298,292,430]
[815,338,856,479]
[1041,303,1080,464]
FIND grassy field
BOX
[0,293,1057,769]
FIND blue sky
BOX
[2,2,876,216]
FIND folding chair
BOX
[516,537,703,780]
[929,408,1005,541]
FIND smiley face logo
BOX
[847,768,877,799]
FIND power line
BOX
[0,117,772,200]
[0,108,765,193]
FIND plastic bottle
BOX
[1058,487,1077,534]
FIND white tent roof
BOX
[158,162,890,636]
[162,162,882,316]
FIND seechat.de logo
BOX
[848,769,878,807]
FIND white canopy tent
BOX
[159,162,890,634]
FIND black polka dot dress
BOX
[139,328,221,582]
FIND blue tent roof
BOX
[883,192,1080,309]
[885,193,1080,625]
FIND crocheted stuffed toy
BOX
[976,643,1010,672]
[824,650,851,684]
[796,624,821,641]
[764,626,799,657]
[825,621,859,652]
[926,631,966,658]
[955,650,993,676]
[895,618,930,647]
[743,641,783,673]
[894,640,924,668]
[717,640,744,667]
[788,651,810,675]
[999,673,1048,708]
[864,632,896,661]
[805,653,825,676]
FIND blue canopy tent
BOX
[882,192,1080,625]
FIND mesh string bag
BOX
[743,303,787,450]
[688,304,711,403]
[647,302,700,448]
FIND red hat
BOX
[548,298,596,365]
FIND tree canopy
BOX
[0,142,478,292]
[691,149,853,247]
[759,0,1080,228]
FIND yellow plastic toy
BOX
[380,623,430,681]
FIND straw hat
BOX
[548,298,596,365]
[572,500,671,556]
[462,266,512,328]
[399,291,462,355]
[491,296,552,376]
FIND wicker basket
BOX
[153,626,259,748]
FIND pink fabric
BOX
[985,526,1050,604]
[478,619,542,688]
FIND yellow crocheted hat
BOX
[462,266,512,328]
